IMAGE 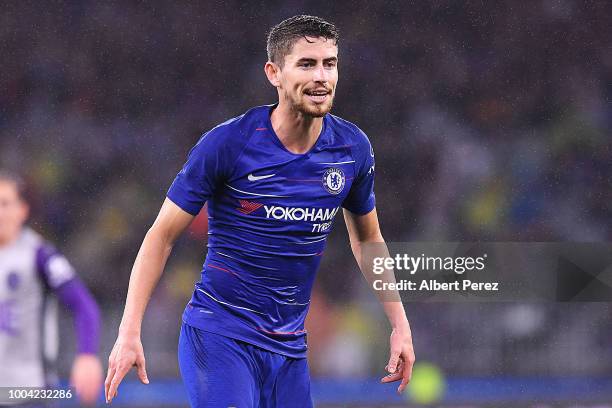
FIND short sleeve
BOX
[342,127,376,215]
[167,130,229,215]
[36,244,76,290]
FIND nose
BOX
[312,64,329,83]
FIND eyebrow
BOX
[296,57,338,64]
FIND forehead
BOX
[0,180,20,199]
[285,36,338,62]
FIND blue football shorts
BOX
[178,322,313,408]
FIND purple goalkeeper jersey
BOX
[0,228,100,387]
[167,104,375,357]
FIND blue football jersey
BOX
[167,104,375,357]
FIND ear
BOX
[264,61,281,87]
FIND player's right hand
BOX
[380,324,415,394]
[105,335,149,404]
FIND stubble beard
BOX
[286,90,334,118]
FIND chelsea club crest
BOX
[322,168,345,195]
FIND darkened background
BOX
[1,0,611,405]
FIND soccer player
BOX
[105,15,415,407]
[0,171,103,406]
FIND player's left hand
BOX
[71,353,103,406]
[380,322,415,394]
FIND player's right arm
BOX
[105,198,194,404]
[105,125,236,403]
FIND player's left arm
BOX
[37,247,103,406]
[343,208,415,394]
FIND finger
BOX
[104,365,116,403]
[107,366,129,403]
[137,356,149,384]
[105,350,117,401]
[380,371,403,383]
[397,356,415,394]
[387,349,401,373]
[381,359,404,383]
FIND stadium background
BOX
[1,0,612,406]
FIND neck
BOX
[270,101,324,154]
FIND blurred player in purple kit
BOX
[0,171,102,406]
[106,15,415,407]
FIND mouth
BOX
[304,89,330,104]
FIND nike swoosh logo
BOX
[248,173,275,181]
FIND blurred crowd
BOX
[1,0,611,379]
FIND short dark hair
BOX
[0,170,27,201]
[266,15,339,67]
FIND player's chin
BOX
[303,100,333,117]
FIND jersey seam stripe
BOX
[350,126,360,178]
[207,263,239,277]
[256,327,307,335]
[227,117,265,182]
[276,300,311,305]
[294,237,327,244]
[225,183,290,198]
[319,160,355,165]
[196,288,266,315]
[215,250,239,260]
